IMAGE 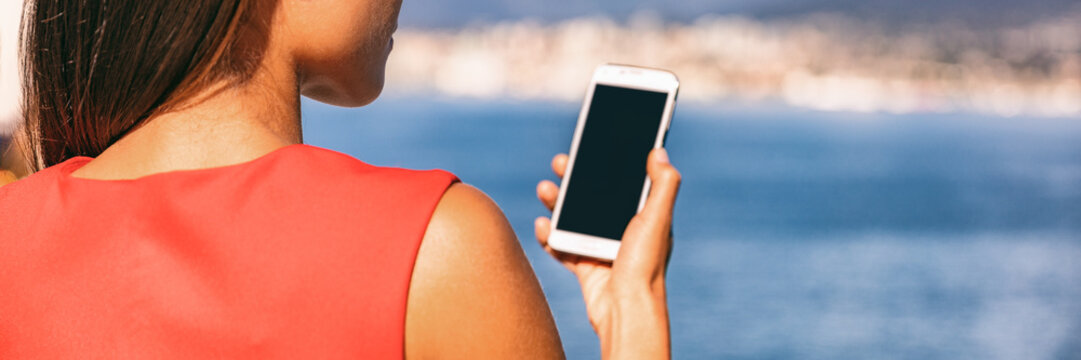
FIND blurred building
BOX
[386,11,1081,117]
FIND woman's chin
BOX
[298,55,389,108]
[301,77,384,108]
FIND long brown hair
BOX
[20,0,270,170]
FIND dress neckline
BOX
[57,144,312,184]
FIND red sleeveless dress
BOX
[0,144,458,358]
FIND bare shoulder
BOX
[405,183,564,359]
[425,182,513,245]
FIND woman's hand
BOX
[534,148,680,360]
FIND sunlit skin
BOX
[59,0,679,358]
[0,169,14,185]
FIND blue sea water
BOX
[301,96,1081,359]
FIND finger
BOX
[616,148,680,276]
[536,180,559,211]
[551,154,568,178]
[534,216,551,248]
[534,216,580,271]
[641,148,681,218]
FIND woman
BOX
[0,0,680,358]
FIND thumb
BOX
[616,148,680,276]
[642,148,680,219]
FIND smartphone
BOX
[548,64,679,261]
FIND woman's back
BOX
[5,0,680,356]
[0,145,457,358]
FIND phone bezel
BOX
[548,64,679,261]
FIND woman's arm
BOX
[535,149,680,359]
[405,183,565,359]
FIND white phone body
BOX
[548,64,679,261]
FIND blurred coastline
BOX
[4,5,1080,137]
[387,11,1081,117]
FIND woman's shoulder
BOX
[0,145,460,235]
[229,144,461,231]
[273,144,458,189]
[0,157,78,207]
[406,181,566,358]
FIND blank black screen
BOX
[557,84,668,240]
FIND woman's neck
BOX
[70,58,302,180]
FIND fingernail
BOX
[655,148,669,163]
